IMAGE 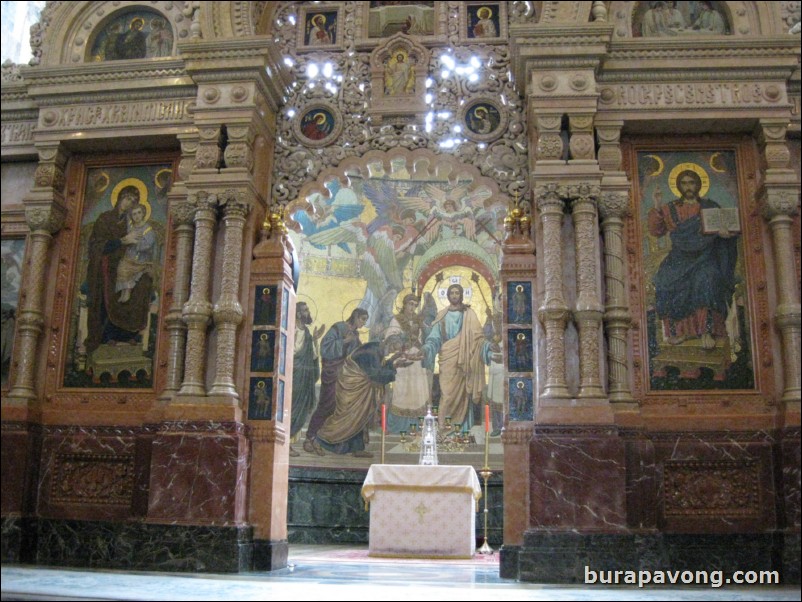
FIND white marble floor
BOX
[1,545,799,601]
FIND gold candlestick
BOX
[477,430,494,555]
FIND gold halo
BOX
[709,152,726,173]
[516,380,525,389]
[392,49,408,62]
[297,294,318,322]
[93,171,110,193]
[394,288,420,312]
[515,284,524,292]
[668,163,710,198]
[260,333,269,341]
[131,17,145,30]
[516,332,526,340]
[313,14,326,26]
[474,106,488,117]
[477,6,492,19]
[256,380,266,389]
[314,112,327,125]
[645,154,664,177]
[155,168,172,190]
[111,178,151,221]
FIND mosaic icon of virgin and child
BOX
[84,180,161,355]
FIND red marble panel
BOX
[147,424,248,525]
[529,429,627,531]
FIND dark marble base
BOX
[1,516,38,563]
[288,525,369,544]
[33,519,253,573]
[512,531,796,584]
[499,544,520,579]
[781,532,800,584]
[252,539,288,571]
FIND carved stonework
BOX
[24,204,66,234]
[664,461,761,517]
[599,190,631,219]
[50,453,135,506]
[178,192,219,398]
[209,190,251,400]
[267,2,528,205]
[762,189,801,220]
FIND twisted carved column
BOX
[599,191,634,403]
[178,192,218,398]
[6,205,66,402]
[763,192,801,401]
[209,191,250,400]
[160,199,196,399]
[536,183,570,399]
[569,184,605,399]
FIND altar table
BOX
[361,464,482,558]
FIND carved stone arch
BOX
[31,1,191,67]
[611,1,782,38]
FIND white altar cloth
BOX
[361,464,482,558]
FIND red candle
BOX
[484,403,490,433]
[382,403,386,433]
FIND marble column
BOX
[598,191,634,403]
[535,183,570,399]
[178,192,218,398]
[6,205,65,402]
[6,144,67,404]
[762,192,801,402]
[209,191,250,400]
[569,184,605,399]
[160,199,196,399]
[757,120,801,403]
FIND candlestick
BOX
[484,424,489,468]
[484,403,490,433]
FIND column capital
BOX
[761,189,800,220]
[170,199,198,226]
[566,182,600,205]
[220,189,252,218]
[24,203,66,234]
[598,190,631,220]
[534,183,568,211]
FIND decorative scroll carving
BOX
[51,453,135,506]
[266,2,529,205]
[664,461,760,517]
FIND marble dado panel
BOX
[598,82,787,109]
[36,427,148,522]
[147,426,247,525]
[529,431,627,531]
[38,99,194,131]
